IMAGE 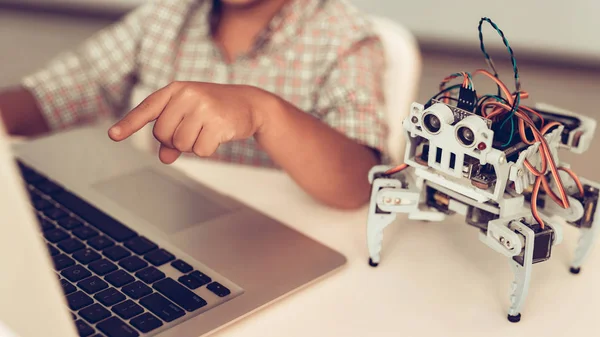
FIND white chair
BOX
[370,15,422,165]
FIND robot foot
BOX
[507,313,521,323]
[570,267,581,274]
[368,258,379,267]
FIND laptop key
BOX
[60,278,77,295]
[178,275,203,290]
[118,256,148,273]
[97,316,139,337]
[33,198,53,211]
[52,191,138,242]
[135,266,165,284]
[57,217,83,230]
[130,312,163,333]
[57,238,85,254]
[105,269,135,287]
[94,288,126,306]
[44,228,69,243]
[47,244,60,257]
[67,291,93,310]
[73,249,101,265]
[112,299,144,319]
[74,319,95,337]
[73,226,99,240]
[39,218,55,232]
[124,236,158,255]
[189,270,212,285]
[139,293,185,322]
[89,259,118,276]
[78,276,109,294]
[171,260,193,273]
[207,282,231,297]
[62,265,92,282]
[153,278,207,311]
[88,236,115,250]
[79,303,111,324]
[122,281,152,300]
[44,207,69,221]
[144,249,175,267]
[104,245,131,261]
[52,254,75,270]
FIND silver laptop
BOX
[0,117,346,337]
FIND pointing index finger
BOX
[108,84,176,141]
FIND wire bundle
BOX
[385,17,584,229]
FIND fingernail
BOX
[110,126,121,137]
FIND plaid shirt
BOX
[22,0,388,167]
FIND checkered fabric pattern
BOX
[22,0,388,168]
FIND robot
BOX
[366,97,599,322]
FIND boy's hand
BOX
[108,82,266,164]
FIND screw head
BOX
[517,169,524,177]
[498,155,506,164]
[394,198,401,205]
[411,116,418,124]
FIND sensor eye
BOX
[457,126,475,146]
[423,114,442,134]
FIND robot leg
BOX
[568,179,600,274]
[481,215,561,322]
[366,170,422,267]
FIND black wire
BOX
[426,84,462,106]
[436,97,460,103]
[475,94,508,115]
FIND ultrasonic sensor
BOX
[457,126,475,146]
[423,114,441,133]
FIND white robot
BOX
[366,99,599,322]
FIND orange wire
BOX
[558,167,585,197]
[541,121,562,135]
[473,69,514,103]
[384,163,408,176]
[520,105,545,128]
[531,176,545,228]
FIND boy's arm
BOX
[0,3,153,136]
[0,87,48,136]
[253,90,381,209]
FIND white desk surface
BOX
[171,157,600,337]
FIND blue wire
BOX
[500,116,515,146]
[478,17,521,146]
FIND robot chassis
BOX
[366,100,599,322]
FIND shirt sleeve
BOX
[313,35,389,163]
[21,3,153,131]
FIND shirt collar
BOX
[197,0,325,56]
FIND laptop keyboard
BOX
[16,161,235,337]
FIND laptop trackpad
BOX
[93,168,229,233]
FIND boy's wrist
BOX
[243,85,284,139]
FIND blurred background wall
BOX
[0,0,598,176]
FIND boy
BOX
[0,0,388,209]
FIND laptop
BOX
[0,116,346,337]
